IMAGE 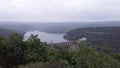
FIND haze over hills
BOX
[0,21,120,33]
[0,28,24,37]
[43,21,120,33]
[0,23,34,32]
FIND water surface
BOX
[24,31,68,43]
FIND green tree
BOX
[112,54,120,62]
[0,33,49,68]
[24,34,49,62]
[72,43,120,68]
[0,33,25,68]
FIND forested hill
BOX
[0,23,34,32]
[64,26,120,49]
[0,28,25,37]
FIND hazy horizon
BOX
[0,20,120,24]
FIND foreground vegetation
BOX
[0,33,120,68]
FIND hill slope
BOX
[64,26,120,50]
[0,28,25,37]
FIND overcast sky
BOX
[0,0,120,22]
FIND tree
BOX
[0,33,25,68]
[24,34,49,62]
[0,33,49,68]
[72,43,120,68]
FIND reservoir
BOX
[24,31,68,43]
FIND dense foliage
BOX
[20,43,120,68]
[0,33,49,68]
[0,33,120,68]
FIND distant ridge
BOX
[0,28,25,37]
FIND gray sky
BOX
[0,0,120,22]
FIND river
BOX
[24,30,68,43]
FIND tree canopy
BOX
[0,33,120,68]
